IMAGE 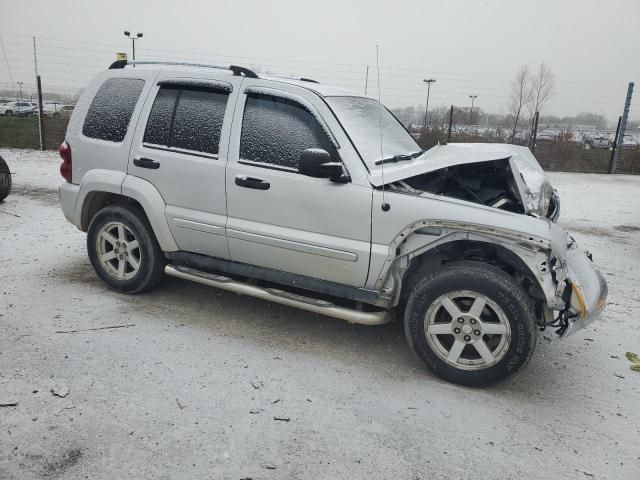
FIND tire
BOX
[404,261,537,387]
[87,204,165,293]
[0,156,11,202]
[5,110,13,116]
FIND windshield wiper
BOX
[375,150,425,166]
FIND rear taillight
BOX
[59,141,72,183]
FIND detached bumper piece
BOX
[561,247,608,337]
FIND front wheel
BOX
[404,262,537,387]
[87,204,165,293]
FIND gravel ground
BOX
[1,148,639,480]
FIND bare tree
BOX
[527,62,555,130]
[506,65,532,143]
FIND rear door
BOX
[129,72,243,259]
[225,80,373,287]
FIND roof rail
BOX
[108,60,259,78]
[264,73,320,84]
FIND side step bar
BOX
[165,265,392,326]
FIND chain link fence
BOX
[1,115,638,174]
[410,124,640,174]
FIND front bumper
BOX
[562,246,608,337]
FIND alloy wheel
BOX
[95,221,141,280]
[424,290,511,370]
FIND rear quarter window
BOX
[82,78,145,142]
[143,86,228,155]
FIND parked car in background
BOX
[0,101,37,116]
[43,102,63,117]
[535,131,555,142]
[0,155,11,202]
[57,104,75,118]
[590,137,611,149]
[622,135,639,150]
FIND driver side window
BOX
[239,93,338,171]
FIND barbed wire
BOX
[0,34,634,118]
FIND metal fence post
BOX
[610,82,634,174]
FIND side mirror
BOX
[298,148,344,180]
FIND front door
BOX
[129,73,243,259]
[225,81,372,287]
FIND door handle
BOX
[133,157,160,169]
[235,175,270,190]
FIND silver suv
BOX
[59,60,607,386]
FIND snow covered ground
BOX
[1,148,639,480]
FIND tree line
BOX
[391,62,635,136]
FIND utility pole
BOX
[468,95,477,126]
[609,116,622,172]
[422,78,436,130]
[530,111,540,153]
[123,31,143,67]
[17,81,23,102]
[447,105,454,142]
[610,82,634,174]
[33,36,45,150]
[364,65,369,95]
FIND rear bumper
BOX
[562,247,608,337]
[59,182,80,226]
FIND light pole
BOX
[422,78,436,130]
[468,95,477,126]
[17,81,24,102]
[123,31,143,66]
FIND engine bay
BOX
[388,158,526,214]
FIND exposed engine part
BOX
[388,158,526,214]
[540,307,578,337]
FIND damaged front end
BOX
[546,240,608,337]
[373,143,605,338]
[383,143,560,221]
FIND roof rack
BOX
[108,60,259,78]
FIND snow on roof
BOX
[259,75,366,98]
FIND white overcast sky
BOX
[0,0,638,121]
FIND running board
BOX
[165,265,392,326]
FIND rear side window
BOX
[143,86,228,155]
[83,78,145,142]
[240,94,337,170]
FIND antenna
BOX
[376,45,390,212]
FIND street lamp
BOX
[468,95,478,126]
[17,81,24,102]
[422,78,436,130]
[123,31,143,66]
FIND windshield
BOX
[326,96,421,168]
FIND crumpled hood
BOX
[368,143,554,216]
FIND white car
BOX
[622,135,638,150]
[590,137,611,149]
[43,102,63,117]
[58,59,607,386]
[0,101,37,116]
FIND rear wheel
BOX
[87,204,165,293]
[404,261,537,386]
